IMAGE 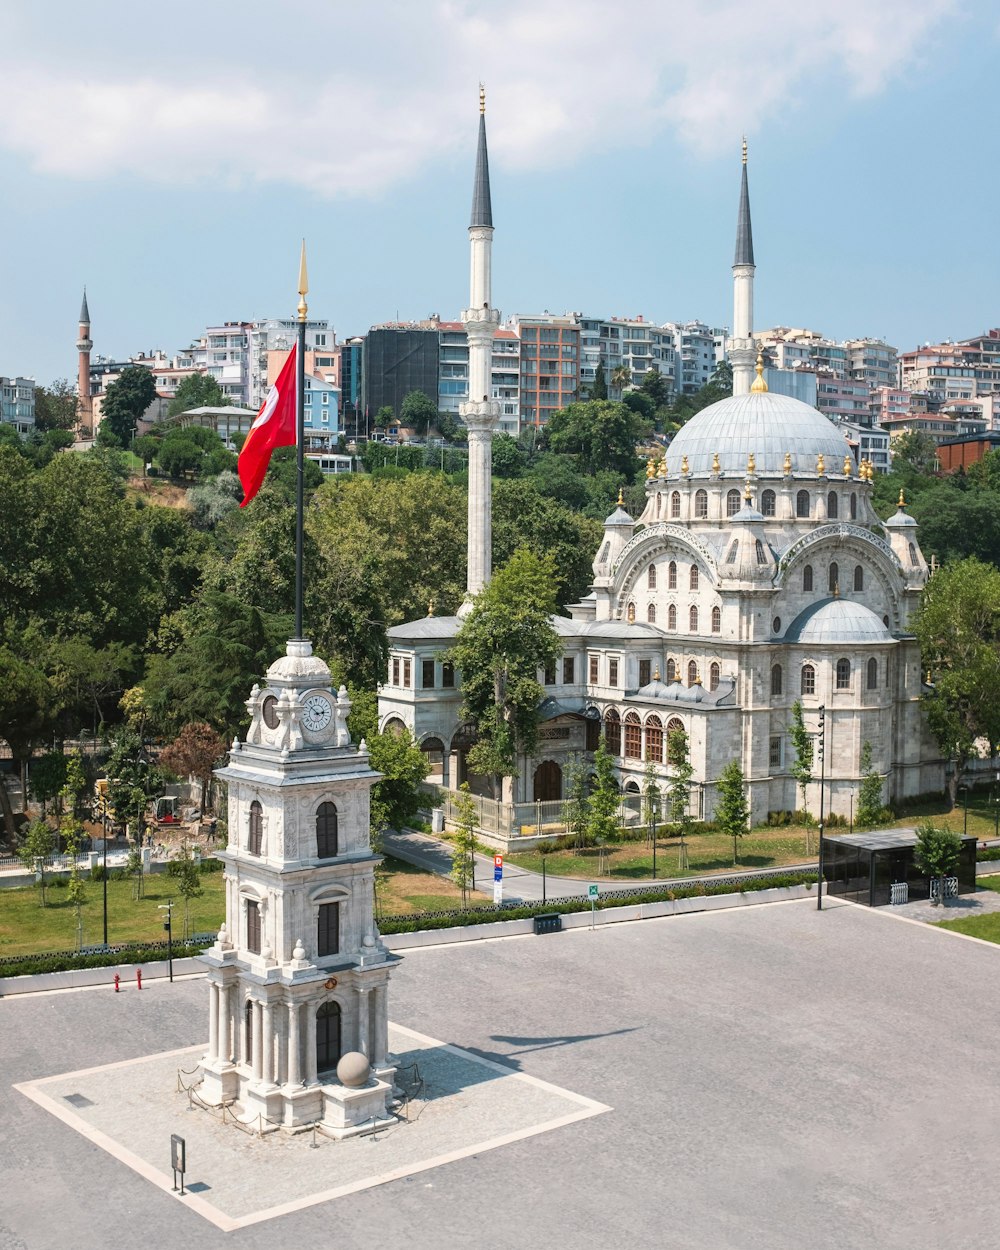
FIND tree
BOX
[642,757,661,850]
[561,753,590,849]
[188,471,243,529]
[449,549,561,796]
[914,821,963,906]
[492,479,603,608]
[99,366,157,445]
[366,725,429,846]
[589,359,608,400]
[169,847,204,938]
[17,819,54,906]
[892,430,939,476]
[856,741,886,828]
[640,369,670,409]
[167,373,231,418]
[157,433,205,479]
[913,557,1000,805]
[542,400,649,481]
[374,406,394,430]
[587,735,620,845]
[60,769,87,949]
[450,783,478,906]
[0,646,57,844]
[29,752,69,817]
[610,364,632,395]
[400,390,438,434]
[715,760,750,865]
[788,700,814,816]
[126,844,145,900]
[160,722,228,813]
[667,726,694,869]
[33,380,79,432]
[491,433,525,478]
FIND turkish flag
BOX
[238,343,298,506]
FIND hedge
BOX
[377,871,817,935]
[0,936,216,979]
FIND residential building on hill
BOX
[0,376,34,434]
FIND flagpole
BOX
[296,240,308,640]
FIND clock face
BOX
[302,692,334,734]
[261,695,280,730]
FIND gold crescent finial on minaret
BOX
[617,486,625,507]
[750,351,768,393]
[480,83,486,114]
[297,239,309,322]
[898,487,906,509]
[742,135,747,165]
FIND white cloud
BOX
[0,0,957,197]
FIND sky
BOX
[1,0,998,386]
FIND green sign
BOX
[588,884,599,900]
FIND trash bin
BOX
[431,808,445,834]
[533,913,562,935]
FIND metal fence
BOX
[432,787,656,839]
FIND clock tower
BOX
[197,638,397,1134]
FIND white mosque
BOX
[377,116,946,829]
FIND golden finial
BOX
[747,452,756,475]
[646,456,656,480]
[834,582,840,598]
[750,351,767,393]
[742,136,748,166]
[297,238,309,322]
[657,457,668,478]
[617,486,625,507]
[692,666,702,686]
[866,460,874,482]
[743,480,752,502]
[926,669,933,684]
[479,82,486,115]
[681,455,690,475]
[653,665,661,682]
[843,454,852,478]
[816,453,825,476]
[428,599,435,617]
[783,451,792,475]
[898,487,906,509]
[712,451,721,475]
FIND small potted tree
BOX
[914,821,963,906]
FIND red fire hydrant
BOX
[136,969,143,991]
[114,973,120,993]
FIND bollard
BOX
[136,969,143,991]
[114,973,120,993]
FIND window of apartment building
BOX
[609,658,619,687]
[317,902,339,958]
[422,660,435,689]
[403,658,411,688]
[563,657,575,684]
[589,655,599,684]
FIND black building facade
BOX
[362,328,439,423]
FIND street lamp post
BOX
[960,783,969,837]
[992,772,1000,841]
[649,796,659,881]
[816,705,827,911]
[102,821,108,946]
[158,900,174,983]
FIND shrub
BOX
[0,938,214,979]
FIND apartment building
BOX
[512,314,580,428]
[664,321,726,394]
[579,316,676,398]
[0,376,34,434]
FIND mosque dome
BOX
[666,391,851,477]
[784,598,892,645]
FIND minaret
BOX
[459,85,501,611]
[730,140,756,396]
[76,288,94,434]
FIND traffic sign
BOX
[588,884,599,900]
[493,866,502,882]
[494,855,503,869]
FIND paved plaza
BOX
[4,897,1000,1249]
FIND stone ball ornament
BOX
[336,1051,371,1088]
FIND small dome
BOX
[667,391,851,476]
[266,638,332,684]
[635,678,673,700]
[784,598,892,645]
[675,683,706,703]
[603,503,634,527]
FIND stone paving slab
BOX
[14,1022,609,1232]
[883,886,1000,925]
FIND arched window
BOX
[689,605,699,632]
[244,999,254,1062]
[771,664,783,696]
[803,564,813,592]
[666,717,684,736]
[689,565,699,590]
[316,1001,342,1073]
[316,802,338,858]
[627,601,636,623]
[666,658,677,682]
[761,489,776,517]
[624,712,642,759]
[801,664,816,695]
[246,900,261,954]
[647,563,656,590]
[727,489,741,516]
[655,493,661,518]
[668,604,677,630]
[828,491,838,519]
[645,715,663,764]
[670,490,681,518]
[909,542,918,566]
[796,490,810,518]
[755,539,767,564]
[836,658,851,689]
[318,901,340,956]
[867,657,878,690]
[604,708,621,755]
[695,489,708,518]
[850,492,858,520]
[647,603,657,624]
[248,800,262,856]
[726,540,739,563]
[687,660,699,685]
[709,661,720,691]
[668,560,677,589]
[829,562,839,593]
[854,564,864,592]
[711,605,721,633]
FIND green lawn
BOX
[936,912,1000,943]
[975,876,1000,894]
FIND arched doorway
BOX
[316,1001,342,1074]
[533,761,562,802]
[420,736,445,784]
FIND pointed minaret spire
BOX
[459,87,502,613]
[470,83,493,229]
[76,287,94,436]
[79,287,91,326]
[730,138,757,396]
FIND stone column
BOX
[305,1004,318,1085]
[287,1002,301,1087]
[276,1008,287,1087]
[251,1000,263,1082]
[357,987,370,1057]
[261,1001,273,1084]
[208,982,219,1061]
[372,984,387,1066]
